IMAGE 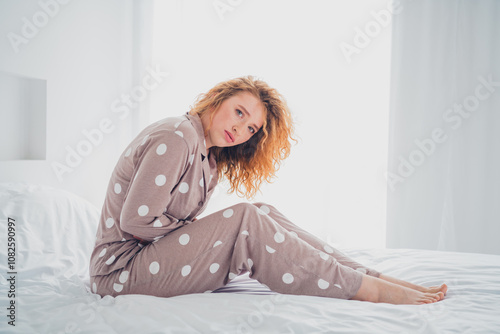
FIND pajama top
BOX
[89,113,218,277]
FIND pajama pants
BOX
[90,202,380,299]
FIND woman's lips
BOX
[224,130,234,143]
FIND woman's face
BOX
[202,91,265,149]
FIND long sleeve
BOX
[119,130,191,242]
[90,114,218,277]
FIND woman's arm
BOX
[119,130,191,242]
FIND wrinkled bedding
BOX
[1,183,499,334]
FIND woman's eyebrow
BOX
[238,104,259,130]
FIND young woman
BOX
[89,76,447,304]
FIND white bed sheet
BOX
[1,183,499,334]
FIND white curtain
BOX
[387,0,500,255]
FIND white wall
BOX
[0,0,391,249]
[149,0,392,248]
[0,71,46,161]
[0,0,136,209]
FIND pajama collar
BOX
[185,112,208,159]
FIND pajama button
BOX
[198,201,203,206]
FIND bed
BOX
[1,183,499,334]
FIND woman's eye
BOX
[248,127,255,134]
[236,109,243,117]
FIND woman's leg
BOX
[252,202,380,277]
[378,274,448,295]
[91,202,366,300]
[252,203,447,299]
[91,202,445,304]
[352,274,445,305]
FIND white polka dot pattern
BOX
[209,263,220,273]
[223,209,234,218]
[98,248,107,258]
[155,175,166,186]
[181,265,191,277]
[265,245,276,253]
[105,218,114,228]
[149,261,160,274]
[179,234,190,245]
[138,205,149,216]
[119,271,129,283]
[93,117,375,299]
[259,205,271,215]
[179,182,189,193]
[156,143,167,155]
[282,273,294,284]
[318,279,329,289]
[105,255,116,265]
[274,232,285,243]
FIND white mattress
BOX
[1,183,499,333]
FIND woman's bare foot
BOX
[378,274,448,296]
[351,274,445,305]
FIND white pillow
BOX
[0,183,100,281]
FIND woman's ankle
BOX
[351,274,379,303]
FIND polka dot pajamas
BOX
[91,202,378,299]
[89,113,380,300]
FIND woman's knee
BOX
[251,202,276,215]
[226,202,270,226]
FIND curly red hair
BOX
[189,76,296,198]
